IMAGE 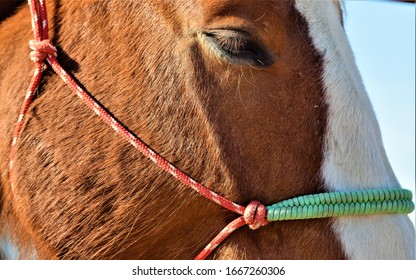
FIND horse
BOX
[0,0,414,260]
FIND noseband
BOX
[9,0,414,260]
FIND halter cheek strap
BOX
[10,0,414,260]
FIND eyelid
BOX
[202,29,274,67]
[206,33,252,54]
[204,28,251,36]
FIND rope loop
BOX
[29,39,57,62]
[243,201,268,230]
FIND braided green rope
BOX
[266,188,415,222]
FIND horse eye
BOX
[203,30,274,67]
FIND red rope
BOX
[9,0,269,260]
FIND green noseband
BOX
[266,188,415,222]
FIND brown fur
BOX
[0,0,346,259]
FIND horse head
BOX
[0,0,414,259]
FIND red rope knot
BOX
[29,39,57,62]
[243,201,268,230]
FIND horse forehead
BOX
[196,0,285,13]
[186,0,342,31]
[191,0,290,24]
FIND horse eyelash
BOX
[215,35,252,56]
[203,31,273,67]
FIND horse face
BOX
[113,0,344,258]
[0,0,413,259]
[183,0,334,201]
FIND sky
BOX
[343,0,415,225]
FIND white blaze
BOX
[294,0,415,259]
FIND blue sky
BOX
[343,1,415,224]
